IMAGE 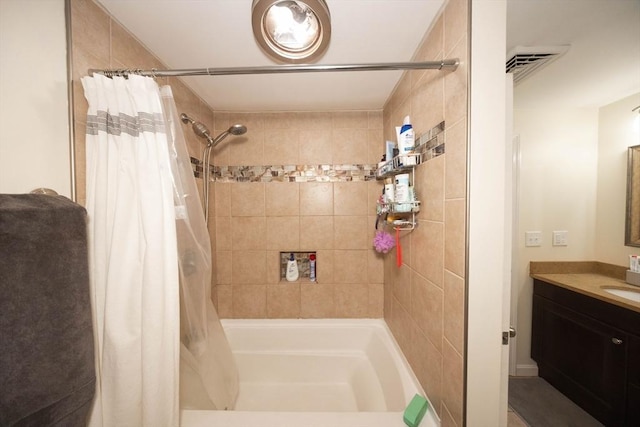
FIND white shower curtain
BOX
[82,74,238,426]
[82,74,180,426]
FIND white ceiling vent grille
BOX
[506,45,570,84]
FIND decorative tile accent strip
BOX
[415,120,445,160]
[188,121,444,182]
[189,158,377,182]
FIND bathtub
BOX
[180,319,439,427]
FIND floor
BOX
[507,376,604,427]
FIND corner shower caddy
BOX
[376,152,422,231]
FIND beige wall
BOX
[0,0,71,197]
[595,92,640,264]
[382,0,468,425]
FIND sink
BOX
[602,287,640,303]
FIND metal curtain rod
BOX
[89,59,459,78]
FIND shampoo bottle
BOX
[309,253,316,282]
[398,115,415,154]
[286,253,299,282]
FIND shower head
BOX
[181,113,247,148]
[180,113,214,146]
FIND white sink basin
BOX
[602,287,640,303]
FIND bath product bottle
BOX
[286,253,299,282]
[309,253,316,282]
[398,115,415,154]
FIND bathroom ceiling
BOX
[96,0,639,112]
[96,0,447,111]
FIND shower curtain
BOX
[82,74,237,427]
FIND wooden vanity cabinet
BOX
[532,279,640,426]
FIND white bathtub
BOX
[180,319,439,427]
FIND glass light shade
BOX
[252,0,331,63]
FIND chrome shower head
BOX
[209,124,248,148]
[180,113,214,145]
[181,113,247,148]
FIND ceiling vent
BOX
[506,45,570,84]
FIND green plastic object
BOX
[403,394,429,427]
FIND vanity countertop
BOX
[530,261,640,313]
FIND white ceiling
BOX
[97,0,640,112]
[97,0,447,111]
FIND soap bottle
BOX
[286,253,299,282]
[309,253,316,282]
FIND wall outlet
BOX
[552,230,568,246]
[525,231,542,247]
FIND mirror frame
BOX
[625,144,640,247]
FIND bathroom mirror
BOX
[626,145,640,247]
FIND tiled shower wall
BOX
[210,111,385,318]
[382,0,468,425]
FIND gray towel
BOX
[0,194,95,426]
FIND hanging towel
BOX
[0,194,95,427]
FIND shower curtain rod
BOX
[89,59,459,78]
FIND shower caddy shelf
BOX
[376,152,422,231]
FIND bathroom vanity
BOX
[530,262,640,426]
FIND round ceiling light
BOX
[252,0,331,64]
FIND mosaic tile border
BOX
[189,121,445,183]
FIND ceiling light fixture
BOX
[252,0,331,64]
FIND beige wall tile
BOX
[368,111,384,129]
[368,283,384,317]
[267,284,301,318]
[111,20,164,70]
[263,129,299,165]
[368,129,385,164]
[442,340,464,427]
[266,250,282,284]
[335,284,369,318]
[368,250,384,284]
[300,216,334,250]
[332,128,369,164]
[411,73,445,137]
[392,263,412,314]
[444,0,468,56]
[215,251,232,285]
[332,111,369,129]
[417,154,445,221]
[334,181,368,216]
[411,15,444,85]
[232,250,266,284]
[444,37,468,126]
[300,182,333,216]
[298,112,332,130]
[266,217,300,251]
[388,296,414,355]
[411,271,444,352]
[231,183,265,216]
[333,250,368,284]
[445,119,467,200]
[71,0,110,64]
[411,220,444,287]
[300,283,335,318]
[315,249,334,283]
[232,217,266,250]
[216,285,233,318]
[444,199,466,278]
[263,112,297,129]
[232,285,266,318]
[444,271,465,354]
[214,183,231,216]
[215,216,232,251]
[410,326,443,413]
[228,131,263,166]
[266,182,300,216]
[299,129,333,164]
[334,216,368,250]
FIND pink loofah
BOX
[373,230,396,253]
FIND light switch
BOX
[525,231,542,247]
[552,230,568,246]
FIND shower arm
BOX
[89,59,459,78]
